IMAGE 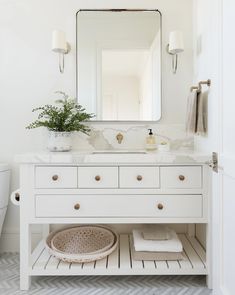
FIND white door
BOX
[213,1,235,294]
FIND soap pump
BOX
[146,129,157,151]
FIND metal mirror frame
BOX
[75,9,162,123]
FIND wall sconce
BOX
[52,30,71,74]
[167,31,184,74]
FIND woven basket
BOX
[51,226,115,255]
[45,225,118,263]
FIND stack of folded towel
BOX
[132,225,184,261]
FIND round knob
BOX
[95,175,101,181]
[137,175,142,181]
[74,203,80,210]
[52,175,59,181]
[157,203,164,210]
[179,175,185,181]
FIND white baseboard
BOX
[0,232,42,253]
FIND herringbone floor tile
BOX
[0,253,212,295]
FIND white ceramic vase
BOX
[47,131,72,152]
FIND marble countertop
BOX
[15,150,211,165]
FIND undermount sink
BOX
[84,150,156,163]
[92,151,147,155]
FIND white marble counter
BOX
[15,150,211,165]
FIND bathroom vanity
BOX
[17,151,211,290]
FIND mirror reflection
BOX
[76,10,162,121]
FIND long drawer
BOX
[35,195,203,218]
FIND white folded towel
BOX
[133,229,183,252]
[142,225,170,240]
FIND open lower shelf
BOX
[30,234,207,276]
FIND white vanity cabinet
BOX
[19,161,210,290]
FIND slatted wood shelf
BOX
[30,234,207,276]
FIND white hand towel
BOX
[186,89,198,134]
[196,91,208,135]
[133,229,183,252]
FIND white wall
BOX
[193,0,221,152]
[0,0,193,252]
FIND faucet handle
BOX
[116,133,124,144]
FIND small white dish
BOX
[158,142,170,152]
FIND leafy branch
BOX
[26,92,94,134]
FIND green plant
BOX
[26,92,94,134]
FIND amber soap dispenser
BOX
[146,129,157,151]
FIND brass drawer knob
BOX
[157,203,164,210]
[179,175,185,181]
[74,203,80,210]
[137,175,143,181]
[52,175,59,181]
[95,175,101,181]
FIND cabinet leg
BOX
[206,223,213,289]
[20,274,31,291]
[20,223,31,290]
[206,274,213,289]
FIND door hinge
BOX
[206,152,218,173]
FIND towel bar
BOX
[190,79,211,92]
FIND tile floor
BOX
[0,253,212,295]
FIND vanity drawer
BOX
[35,166,77,188]
[35,194,202,218]
[78,167,118,188]
[119,166,160,188]
[160,166,202,189]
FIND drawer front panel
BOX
[35,167,77,188]
[160,166,202,188]
[35,195,202,218]
[119,167,160,188]
[78,167,118,188]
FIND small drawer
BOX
[78,167,118,188]
[35,194,202,218]
[160,166,202,189]
[35,166,77,189]
[119,166,160,188]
